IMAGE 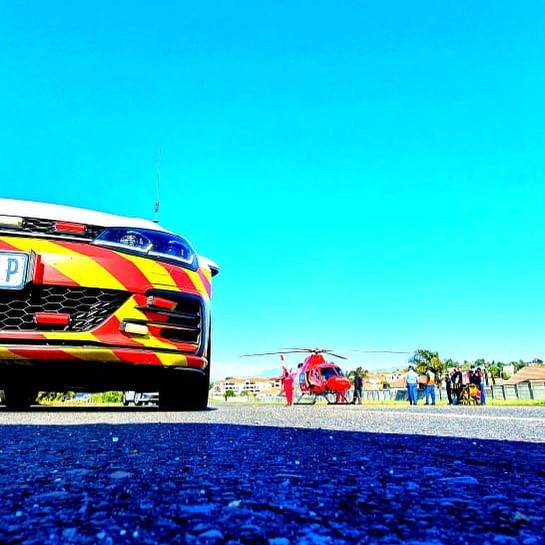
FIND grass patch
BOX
[485,398,545,407]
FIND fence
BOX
[361,381,545,403]
[212,381,545,404]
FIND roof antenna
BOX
[153,147,162,223]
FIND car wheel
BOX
[3,387,36,411]
[159,368,209,411]
[159,343,211,411]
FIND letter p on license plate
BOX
[0,252,29,289]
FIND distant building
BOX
[502,363,516,377]
[363,370,405,390]
[213,377,281,396]
[505,364,545,385]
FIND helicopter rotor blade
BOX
[281,347,325,352]
[352,350,410,354]
[240,351,287,358]
[240,349,316,357]
[328,352,348,360]
[281,348,348,360]
[281,347,340,355]
[241,348,409,358]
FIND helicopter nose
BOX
[327,376,351,391]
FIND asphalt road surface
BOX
[1,403,544,544]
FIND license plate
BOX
[0,251,29,289]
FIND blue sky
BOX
[2,1,544,379]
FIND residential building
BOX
[213,377,281,397]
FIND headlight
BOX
[93,227,197,269]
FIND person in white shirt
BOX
[405,365,419,405]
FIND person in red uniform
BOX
[280,366,295,405]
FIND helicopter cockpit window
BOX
[309,369,321,386]
[320,367,338,380]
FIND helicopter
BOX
[241,347,411,404]
[241,348,353,404]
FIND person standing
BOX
[404,365,419,405]
[472,366,486,405]
[275,366,295,406]
[353,371,363,405]
[281,366,295,406]
[445,369,453,405]
[425,367,437,405]
[335,389,348,404]
[451,366,463,404]
[478,367,487,405]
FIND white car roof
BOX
[0,198,170,233]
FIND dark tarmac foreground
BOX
[0,403,544,544]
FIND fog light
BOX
[120,322,149,336]
[0,215,23,228]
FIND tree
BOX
[409,349,444,376]
[224,389,235,401]
[346,366,369,381]
[92,391,123,403]
[37,391,67,404]
[443,358,457,370]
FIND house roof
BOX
[505,365,545,384]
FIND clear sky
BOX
[2,1,544,379]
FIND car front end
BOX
[0,198,218,410]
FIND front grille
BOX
[160,297,202,343]
[0,285,129,331]
[0,218,103,240]
[135,291,202,344]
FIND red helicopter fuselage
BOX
[294,353,351,394]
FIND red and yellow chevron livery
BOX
[0,198,218,410]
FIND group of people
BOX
[445,365,487,405]
[404,365,438,405]
[277,364,488,407]
[405,364,488,405]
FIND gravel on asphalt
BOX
[0,403,544,544]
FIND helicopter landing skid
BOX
[314,391,353,405]
[294,392,317,405]
[294,392,341,405]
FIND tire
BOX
[3,387,36,411]
[159,338,211,411]
[159,365,210,411]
